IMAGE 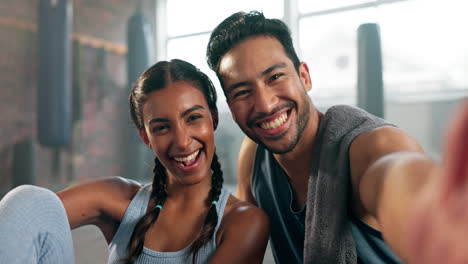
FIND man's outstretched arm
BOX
[350,100,468,263]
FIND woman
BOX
[0,59,269,263]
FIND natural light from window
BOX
[164,0,468,106]
[167,0,283,37]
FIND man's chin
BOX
[263,142,297,154]
[244,131,295,154]
[258,136,298,154]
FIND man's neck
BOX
[273,107,322,208]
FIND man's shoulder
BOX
[325,104,377,120]
[320,104,393,142]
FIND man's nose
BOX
[253,84,278,115]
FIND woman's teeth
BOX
[174,149,200,166]
[260,112,287,130]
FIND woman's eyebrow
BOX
[181,105,204,118]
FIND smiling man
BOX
[206,11,468,264]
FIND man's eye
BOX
[270,73,284,82]
[233,90,250,99]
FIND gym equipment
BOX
[122,2,155,180]
[12,138,36,187]
[357,23,384,118]
[37,0,74,147]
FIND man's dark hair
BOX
[206,11,300,77]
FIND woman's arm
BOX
[57,176,141,241]
[209,200,270,264]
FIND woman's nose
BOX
[172,126,192,150]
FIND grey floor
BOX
[72,225,275,264]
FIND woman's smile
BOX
[172,148,204,172]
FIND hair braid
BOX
[152,158,168,203]
[190,152,224,262]
[209,153,224,202]
[122,158,167,264]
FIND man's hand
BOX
[407,100,468,264]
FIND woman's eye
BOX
[188,114,202,122]
[152,125,168,133]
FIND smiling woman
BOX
[0,59,270,264]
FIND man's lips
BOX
[252,110,291,138]
[257,112,288,130]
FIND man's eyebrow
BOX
[225,81,250,94]
[147,105,204,125]
[261,63,287,76]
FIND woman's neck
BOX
[164,173,214,210]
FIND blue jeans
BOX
[0,185,74,263]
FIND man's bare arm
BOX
[236,136,257,204]
[352,101,468,263]
[349,126,427,261]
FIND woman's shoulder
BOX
[212,194,270,262]
[223,194,267,219]
[219,194,270,238]
[98,176,142,199]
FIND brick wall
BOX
[0,0,156,194]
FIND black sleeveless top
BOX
[251,105,401,264]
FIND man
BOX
[206,11,468,264]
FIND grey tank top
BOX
[251,105,401,264]
[108,184,231,264]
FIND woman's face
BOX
[139,81,216,186]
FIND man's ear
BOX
[298,62,312,92]
[211,109,219,130]
[138,129,150,147]
[227,99,240,125]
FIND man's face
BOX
[218,36,313,154]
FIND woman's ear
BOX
[138,129,151,148]
[211,109,219,130]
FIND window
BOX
[299,0,373,13]
[296,0,468,101]
[167,0,284,37]
[299,7,377,101]
[378,0,468,96]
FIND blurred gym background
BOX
[0,0,467,263]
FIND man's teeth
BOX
[174,150,200,163]
[260,113,287,130]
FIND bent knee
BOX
[1,185,61,211]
